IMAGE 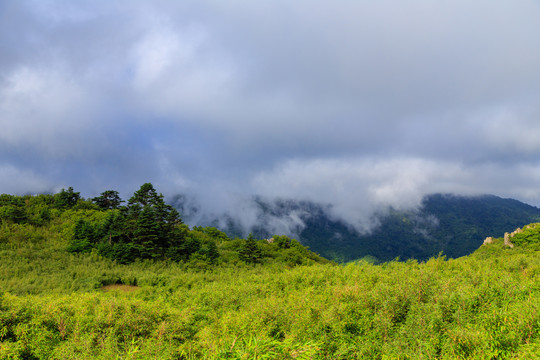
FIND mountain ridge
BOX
[171,193,540,262]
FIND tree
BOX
[92,190,123,210]
[199,240,220,264]
[72,183,187,263]
[167,230,200,262]
[195,226,230,241]
[128,183,161,208]
[133,205,160,258]
[67,219,95,253]
[99,210,126,245]
[0,204,27,224]
[54,187,81,209]
[125,183,183,250]
[239,233,262,264]
[274,235,292,249]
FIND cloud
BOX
[252,157,540,232]
[1,0,540,232]
[0,66,90,151]
[0,163,52,195]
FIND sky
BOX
[2,0,540,231]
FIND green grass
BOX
[2,192,540,358]
[3,235,540,358]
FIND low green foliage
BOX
[509,223,540,249]
[2,187,540,358]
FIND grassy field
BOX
[3,237,540,358]
[2,193,540,358]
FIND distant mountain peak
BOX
[170,193,540,262]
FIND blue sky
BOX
[2,0,540,230]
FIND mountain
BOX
[299,194,540,262]
[171,193,540,263]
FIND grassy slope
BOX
[2,213,540,358]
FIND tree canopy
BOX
[0,183,330,267]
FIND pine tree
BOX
[92,190,123,210]
[68,219,94,253]
[133,205,160,258]
[54,187,81,209]
[200,240,220,264]
[239,234,262,264]
[99,211,126,245]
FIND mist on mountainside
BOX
[170,192,540,262]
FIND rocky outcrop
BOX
[483,237,494,245]
[503,232,514,248]
[511,228,523,237]
[484,224,540,249]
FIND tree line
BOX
[0,183,330,266]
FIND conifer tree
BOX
[133,205,160,258]
[68,219,94,253]
[54,187,80,209]
[239,233,262,264]
[200,240,220,263]
[92,190,123,210]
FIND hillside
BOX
[174,193,540,262]
[3,187,540,358]
[0,185,330,272]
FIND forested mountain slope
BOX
[0,184,330,270]
[298,194,540,262]
[174,193,540,262]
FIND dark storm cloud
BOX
[2,0,540,229]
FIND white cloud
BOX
[472,106,540,154]
[252,157,540,232]
[0,66,91,153]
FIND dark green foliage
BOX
[296,194,540,262]
[119,183,184,260]
[53,187,81,209]
[91,190,123,210]
[274,234,291,249]
[198,240,220,264]
[37,207,51,224]
[97,242,137,264]
[167,234,200,262]
[0,194,56,227]
[67,183,187,263]
[508,223,540,250]
[0,195,28,224]
[99,210,126,245]
[0,204,27,224]
[239,234,263,264]
[67,219,95,253]
[0,186,332,270]
[133,205,161,258]
[127,182,162,208]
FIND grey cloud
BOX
[251,157,540,232]
[0,163,52,195]
[1,0,540,231]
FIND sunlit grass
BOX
[2,199,540,358]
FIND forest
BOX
[2,184,540,359]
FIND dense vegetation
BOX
[2,187,540,358]
[0,184,329,268]
[198,194,540,262]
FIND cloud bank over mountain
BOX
[2,0,540,230]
